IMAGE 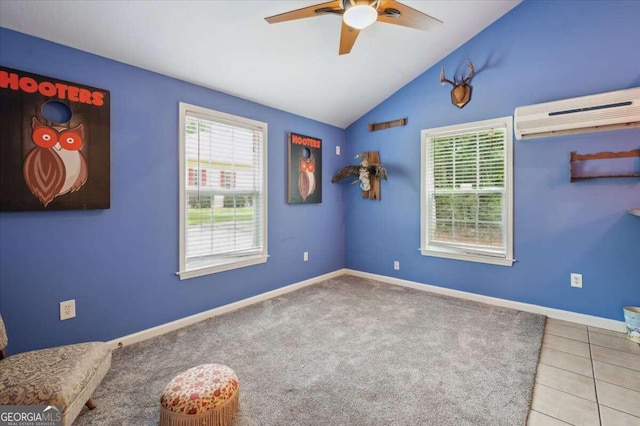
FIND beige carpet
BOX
[76,275,545,425]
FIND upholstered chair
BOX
[0,314,112,426]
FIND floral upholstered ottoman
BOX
[160,364,239,426]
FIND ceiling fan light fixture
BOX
[343,5,378,29]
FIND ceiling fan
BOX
[265,0,442,55]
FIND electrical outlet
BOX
[60,299,76,320]
[336,146,341,155]
[303,251,309,261]
[394,260,400,270]
[571,273,583,288]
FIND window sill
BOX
[420,248,514,267]
[177,254,268,280]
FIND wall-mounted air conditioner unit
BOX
[514,87,640,140]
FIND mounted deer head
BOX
[440,59,476,108]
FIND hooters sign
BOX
[0,67,110,210]
[287,132,322,204]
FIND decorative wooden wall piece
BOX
[569,149,640,182]
[362,151,382,200]
[331,150,387,201]
[368,118,407,132]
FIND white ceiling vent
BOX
[514,87,640,140]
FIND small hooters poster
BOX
[0,66,110,211]
[287,132,322,204]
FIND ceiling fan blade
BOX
[339,21,360,55]
[265,1,343,24]
[376,0,442,31]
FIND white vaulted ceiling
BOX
[0,1,521,128]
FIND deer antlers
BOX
[439,59,476,108]
[440,59,475,86]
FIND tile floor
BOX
[528,318,640,425]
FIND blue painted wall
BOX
[0,28,346,354]
[344,0,640,320]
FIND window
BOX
[178,103,268,279]
[420,116,514,266]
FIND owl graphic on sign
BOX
[23,116,88,207]
[298,154,316,202]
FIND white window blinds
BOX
[178,103,268,279]
[421,117,514,266]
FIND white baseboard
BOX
[108,269,347,349]
[345,269,627,333]
[109,267,627,349]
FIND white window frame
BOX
[420,116,514,266]
[177,102,268,279]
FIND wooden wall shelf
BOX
[570,149,640,182]
[368,117,407,132]
[571,173,640,181]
